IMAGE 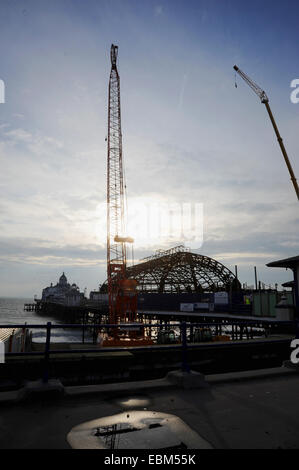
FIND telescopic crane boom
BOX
[234,65,299,201]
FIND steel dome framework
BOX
[125,246,240,293]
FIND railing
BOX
[0,319,296,384]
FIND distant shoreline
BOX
[0,297,33,300]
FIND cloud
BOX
[0,236,106,265]
[0,0,298,295]
[5,128,33,143]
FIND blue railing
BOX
[0,319,296,383]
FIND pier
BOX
[24,303,41,312]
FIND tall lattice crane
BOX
[234,65,299,201]
[107,44,137,328]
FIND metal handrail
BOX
[0,320,295,383]
[0,319,295,329]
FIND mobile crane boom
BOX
[234,65,299,201]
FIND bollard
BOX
[42,322,51,383]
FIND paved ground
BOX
[1,369,299,449]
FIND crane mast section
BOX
[107,44,126,275]
[106,44,138,328]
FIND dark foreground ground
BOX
[0,367,299,449]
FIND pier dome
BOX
[41,272,84,306]
[59,272,68,286]
[125,246,240,294]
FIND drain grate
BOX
[95,423,136,437]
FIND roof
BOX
[125,249,240,293]
[266,255,299,268]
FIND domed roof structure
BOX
[125,246,240,293]
[59,272,68,286]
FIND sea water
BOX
[0,297,92,343]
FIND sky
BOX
[0,0,298,297]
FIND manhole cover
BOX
[67,410,212,449]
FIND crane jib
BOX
[233,64,299,201]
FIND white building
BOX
[42,273,84,307]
